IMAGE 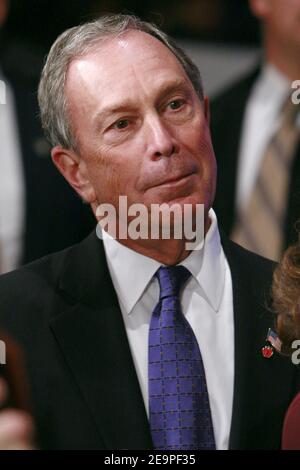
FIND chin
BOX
[167,192,206,207]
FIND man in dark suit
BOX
[0,14,298,450]
[0,0,95,272]
[211,0,300,260]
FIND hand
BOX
[0,377,35,450]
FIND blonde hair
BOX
[273,241,300,353]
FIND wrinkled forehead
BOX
[65,30,190,103]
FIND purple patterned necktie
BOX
[148,265,216,450]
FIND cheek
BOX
[102,140,144,182]
[85,148,122,203]
[183,124,216,172]
[184,126,217,204]
[89,145,143,202]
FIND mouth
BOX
[150,171,197,189]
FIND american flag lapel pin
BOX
[262,328,282,358]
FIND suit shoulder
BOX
[222,237,276,303]
[210,66,260,122]
[212,66,259,105]
[224,237,276,273]
[0,242,79,321]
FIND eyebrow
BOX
[93,78,190,128]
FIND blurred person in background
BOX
[0,378,34,449]
[211,0,300,261]
[0,0,95,273]
[273,236,300,352]
[272,232,300,449]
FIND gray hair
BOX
[38,13,204,151]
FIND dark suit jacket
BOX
[210,66,300,248]
[1,48,95,265]
[0,230,298,449]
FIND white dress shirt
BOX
[236,64,293,210]
[0,70,25,272]
[102,209,234,450]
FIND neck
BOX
[119,238,193,265]
[264,34,300,81]
[102,213,211,266]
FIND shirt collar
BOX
[179,209,225,312]
[102,208,225,315]
[102,228,160,315]
[255,63,291,108]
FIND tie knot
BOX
[155,265,191,300]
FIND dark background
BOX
[2,0,260,56]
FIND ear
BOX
[51,146,97,204]
[248,0,271,19]
[204,95,210,124]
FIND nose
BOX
[145,114,179,159]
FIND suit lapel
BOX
[49,231,153,449]
[225,245,266,449]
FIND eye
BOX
[168,99,185,111]
[113,119,130,130]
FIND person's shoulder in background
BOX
[210,65,260,128]
[0,39,96,264]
